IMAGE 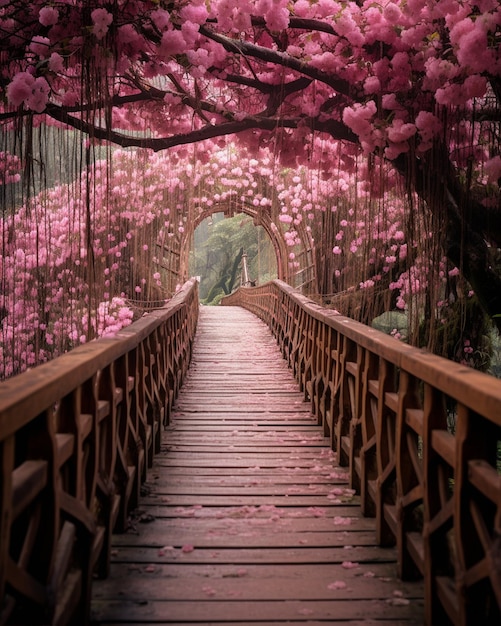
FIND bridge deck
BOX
[91,306,424,625]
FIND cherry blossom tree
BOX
[1,0,500,371]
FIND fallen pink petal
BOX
[328,581,347,590]
[341,561,360,569]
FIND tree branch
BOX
[199,25,353,97]
[44,103,357,150]
[251,15,339,37]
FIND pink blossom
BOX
[342,101,377,137]
[180,3,208,25]
[457,23,495,72]
[336,11,364,46]
[6,72,35,107]
[151,8,171,31]
[265,5,290,31]
[383,3,402,25]
[423,58,460,91]
[382,93,403,111]
[387,119,417,144]
[463,74,487,100]
[159,29,186,57]
[39,7,59,27]
[91,8,113,40]
[294,0,313,17]
[181,20,199,47]
[415,111,442,141]
[48,52,64,73]
[29,35,50,58]
[363,76,381,94]
[118,24,143,54]
[435,82,462,106]
[0,151,21,185]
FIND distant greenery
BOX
[189,213,277,305]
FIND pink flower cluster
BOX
[0,151,21,185]
[91,8,113,40]
[6,72,50,113]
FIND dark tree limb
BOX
[394,153,501,330]
[43,103,357,150]
[199,25,353,97]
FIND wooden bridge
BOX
[1,279,500,625]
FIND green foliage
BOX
[189,213,277,305]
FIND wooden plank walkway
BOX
[91,306,424,625]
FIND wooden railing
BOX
[0,279,199,626]
[222,280,501,626]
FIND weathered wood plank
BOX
[93,562,423,600]
[91,306,424,624]
[92,598,424,623]
[108,545,403,565]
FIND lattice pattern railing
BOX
[222,280,501,626]
[0,279,199,625]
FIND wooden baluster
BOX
[7,408,59,623]
[95,364,119,578]
[298,308,309,394]
[0,436,15,620]
[155,325,168,427]
[164,319,176,426]
[395,371,424,580]
[281,295,291,361]
[56,385,96,625]
[318,323,332,437]
[115,353,140,530]
[147,331,162,455]
[347,344,364,493]
[376,358,398,547]
[311,320,327,429]
[423,384,456,625]
[455,404,500,625]
[76,373,106,603]
[324,327,341,444]
[143,337,158,464]
[304,315,317,405]
[360,350,379,517]
[334,335,357,468]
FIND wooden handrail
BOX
[222,280,501,626]
[0,279,199,626]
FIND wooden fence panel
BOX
[222,280,501,625]
[0,279,199,625]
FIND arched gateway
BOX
[156,196,317,296]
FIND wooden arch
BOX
[156,196,317,295]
